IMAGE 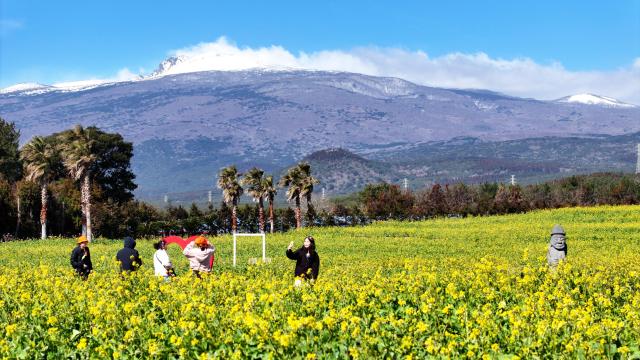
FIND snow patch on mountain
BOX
[320,76,417,98]
[473,100,497,111]
[51,79,112,92]
[0,79,142,96]
[556,94,637,108]
[0,83,53,95]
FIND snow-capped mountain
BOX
[555,93,637,108]
[2,69,640,199]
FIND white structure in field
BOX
[232,233,266,267]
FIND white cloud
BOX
[115,68,140,81]
[157,37,640,104]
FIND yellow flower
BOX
[76,338,87,350]
[5,324,16,336]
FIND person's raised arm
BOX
[183,241,195,257]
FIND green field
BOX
[1,206,639,358]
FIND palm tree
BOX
[217,165,243,233]
[241,167,266,233]
[279,164,304,229]
[20,136,59,239]
[60,125,97,242]
[298,162,319,210]
[263,175,277,233]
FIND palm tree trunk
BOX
[269,199,274,234]
[295,196,301,229]
[14,185,21,237]
[258,198,265,233]
[40,184,48,239]
[82,174,92,242]
[80,187,87,238]
[232,205,237,234]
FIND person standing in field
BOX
[183,235,215,278]
[153,240,175,280]
[286,236,320,286]
[547,224,568,266]
[116,236,143,273]
[70,235,93,280]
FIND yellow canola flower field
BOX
[1,205,640,359]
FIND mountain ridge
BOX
[2,69,640,200]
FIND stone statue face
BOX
[550,234,566,249]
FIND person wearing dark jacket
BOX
[70,235,93,280]
[286,236,320,286]
[116,236,143,273]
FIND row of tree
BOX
[217,162,318,233]
[357,173,640,220]
[88,171,640,236]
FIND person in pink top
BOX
[183,235,215,278]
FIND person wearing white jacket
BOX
[153,240,175,280]
[183,235,215,278]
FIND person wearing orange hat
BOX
[183,235,215,278]
[70,235,92,280]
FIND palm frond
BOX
[217,165,244,205]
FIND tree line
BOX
[115,172,640,235]
[356,173,640,220]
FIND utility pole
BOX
[403,178,408,191]
[510,175,516,186]
[61,201,65,235]
[636,144,640,174]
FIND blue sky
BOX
[1,1,639,101]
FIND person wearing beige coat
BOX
[183,236,215,278]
